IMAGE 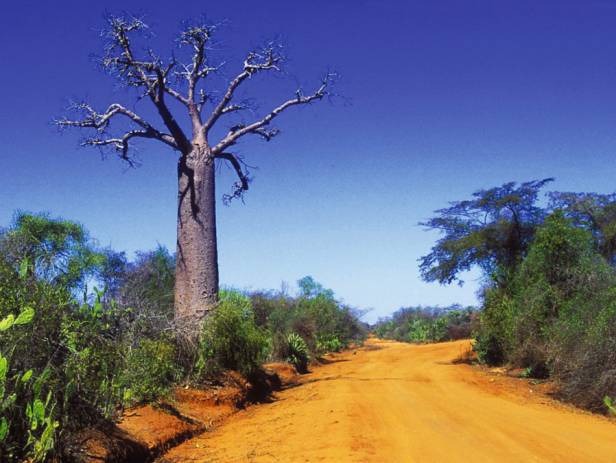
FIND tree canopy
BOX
[419,178,553,285]
[549,191,616,265]
[0,212,103,290]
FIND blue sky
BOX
[2,0,616,321]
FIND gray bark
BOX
[174,147,219,336]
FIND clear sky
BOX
[2,0,616,322]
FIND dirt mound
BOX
[262,362,298,386]
[64,367,293,463]
[63,423,149,463]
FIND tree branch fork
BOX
[56,14,336,200]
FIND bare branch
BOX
[252,127,281,141]
[56,102,178,150]
[83,129,160,167]
[101,15,191,151]
[211,72,335,154]
[221,103,247,114]
[215,152,252,204]
[59,13,336,195]
[203,44,284,134]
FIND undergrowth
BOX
[0,212,367,461]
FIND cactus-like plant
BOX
[286,333,309,373]
[0,306,59,462]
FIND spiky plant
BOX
[286,333,309,373]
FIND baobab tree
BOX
[57,15,334,335]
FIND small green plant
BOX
[25,385,59,462]
[519,367,533,379]
[286,333,309,373]
[604,396,616,415]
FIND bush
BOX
[196,290,269,378]
[0,262,61,462]
[1,306,59,463]
[374,305,476,345]
[509,212,596,374]
[286,333,309,373]
[116,246,175,338]
[475,212,616,408]
[0,211,370,458]
[316,335,343,354]
[0,230,181,460]
[119,338,182,405]
[550,282,616,410]
[251,277,367,362]
[474,287,516,364]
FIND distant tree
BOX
[0,211,103,291]
[419,179,553,286]
[118,245,175,337]
[297,275,335,299]
[57,14,335,336]
[98,248,129,300]
[549,192,616,265]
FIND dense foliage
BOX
[0,212,366,461]
[373,305,477,343]
[476,212,616,408]
[196,290,269,378]
[251,276,368,361]
[421,182,616,413]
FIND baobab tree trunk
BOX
[174,148,219,336]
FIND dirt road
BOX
[161,339,616,462]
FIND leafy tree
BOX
[297,276,335,299]
[475,211,609,374]
[503,212,597,373]
[419,179,553,286]
[98,248,128,301]
[57,14,335,335]
[0,212,103,291]
[549,191,616,264]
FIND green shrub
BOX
[374,305,476,345]
[115,246,175,338]
[316,335,344,354]
[0,259,64,462]
[0,244,181,461]
[474,212,616,408]
[196,290,269,378]
[0,212,370,459]
[254,278,367,361]
[474,287,516,364]
[119,338,182,405]
[550,286,616,410]
[286,333,309,373]
[1,306,59,463]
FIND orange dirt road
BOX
[161,339,616,462]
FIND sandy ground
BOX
[160,338,616,462]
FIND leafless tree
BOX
[57,15,334,336]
